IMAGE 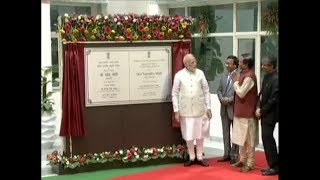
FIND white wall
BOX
[42,2,51,67]
[41,2,52,92]
[107,0,150,14]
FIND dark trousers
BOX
[261,121,279,169]
[221,112,239,159]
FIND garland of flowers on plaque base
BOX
[47,144,187,169]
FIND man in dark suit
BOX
[256,56,279,175]
[217,55,239,164]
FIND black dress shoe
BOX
[217,156,231,162]
[184,160,194,167]
[230,158,237,164]
[260,167,270,172]
[198,160,210,167]
[262,168,278,176]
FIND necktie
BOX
[225,75,231,94]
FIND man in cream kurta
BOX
[172,54,212,167]
[231,53,259,172]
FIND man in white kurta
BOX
[172,54,212,167]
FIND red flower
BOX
[152,32,158,38]
[126,151,132,158]
[157,32,164,40]
[139,25,144,32]
[171,23,177,30]
[152,148,158,156]
[174,14,180,21]
[126,32,132,40]
[79,157,86,163]
[100,34,105,40]
[79,37,86,41]
[64,23,71,31]
[142,34,147,41]
[104,26,111,34]
[152,27,159,34]
[80,27,86,33]
[51,150,58,156]
[186,32,192,38]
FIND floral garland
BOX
[58,13,194,42]
[47,144,187,169]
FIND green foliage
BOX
[263,1,278,37]
[41,66,55,115]
[194,6,224,81]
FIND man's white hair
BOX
[183,54,195,65]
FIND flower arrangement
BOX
[47,144,187,169]
[58,13,194,42]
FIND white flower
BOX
[123,156,128,160]
[124,16,128,20]
[94,153,98,156]
[144,155,149,158]
[66,161,70,165]
[104,15,108,20]
[134,147,138,151]
[135,155,139,159]
[114,18,117,22]
[133,19,137,23]
[127,150,130,153]
[64,13,69,17]
[119,150,123,155]
[117,22,121,25]
[96,15,101,20]
[134,152,137,156]
[78,15,82,20]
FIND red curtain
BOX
[171,41,191,127]
[59,43,86,137]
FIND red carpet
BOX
[109,151,278,180]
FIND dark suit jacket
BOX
[257,71,279,124]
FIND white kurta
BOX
[172,68,211,141]
[180,115,210,141]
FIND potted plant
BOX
[41,66,55,116]
[263,1,278,37]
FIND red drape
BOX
[171,41,191,127]
[59,43,86,137]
